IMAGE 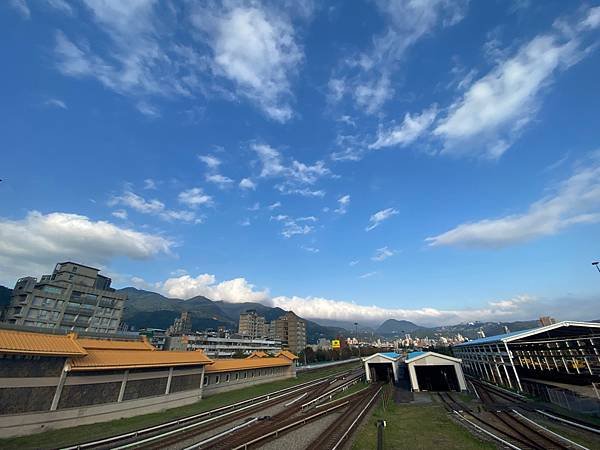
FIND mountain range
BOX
[1,285,586,341]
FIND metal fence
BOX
[522,380,600,416]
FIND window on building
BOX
[42,286,63,295]
[72,266,78,272]
[225,373,230,382]
[203,376,209,386]
[235,372,239,380]
[215,375,220,384]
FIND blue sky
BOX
[1,0,600,326]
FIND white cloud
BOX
[252,143,332,195]
[47,0,73,15]
[359,271,377,279]
[110,190,200,223]
[247,202,260,211]
[10,0,30,19]
[370,106,437,149]
[143,178,157,190]
[178,188,213,208]
[581,6,600,30]
[110,191,164,214]
[239,178,256,190]
[330,0,467,112]
[372,246,395,262]
[271,214,317,238]
[349,260,359,267]
[111,209,128,220]
[198,155,221,169]
[240,218,251,227]
[301,246,320,253]
[433,16,593,159]
[268,201,282,210]
[0,211,173,285]
[366,208,399,231]
[269,293,545,327]
[426,160,600,248]
[334,194,351,214]
[206,173,234,188]
[161,273,269,303]
[191,4,303,121]
[144,269,598,326]
[44,98,67,109]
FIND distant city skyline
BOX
[1,1,600,327]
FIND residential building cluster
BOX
[238,310,307,355]
[2,262,125,334]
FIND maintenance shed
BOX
[363,352,401,383]
[406,351,466,392]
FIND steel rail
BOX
[60,368,358,450]
[534,410,600,435]
[511,410,590,450]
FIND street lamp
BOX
[593,262,600,273]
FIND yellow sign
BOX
[331,339,340,349]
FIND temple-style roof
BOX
[275,350,299,360]
[246,350,269,359]
[205,357,292,373]
[0,329,86,357]
[69,349,212,371]
[77,337,156,351]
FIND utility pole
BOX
[354,322,361,357]
[593,261,600,273]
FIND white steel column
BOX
[504,341,522,392]
[165,367,174,394]
[118,369,129,402]
[50,360,70,411]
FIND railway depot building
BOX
[0,328,298,438]
[363,351,467,392]
[452,321,600,408]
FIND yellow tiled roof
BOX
[205,357,292,373]
[77,337,156,351]
[275,350,299,360]
[70,349,212,371]
[0,329,86,357]
[246,350,269,359]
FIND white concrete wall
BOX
[407,354,467,391]
[202,365,294,397]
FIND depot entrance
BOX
[414,365,460,391]
[369,363,394,382]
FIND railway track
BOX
[305,383,382,450]
[188,373,369,449]
[60,368,361,450]
[436,388,589,450]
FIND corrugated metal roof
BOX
[0,329,87,357]
[453,321,600,347]
[70,349,212,371]
[406,351,426,360]
[205,357,292,373]
[77,337,156,351]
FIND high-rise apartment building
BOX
[238,309,267,339]
[271,311,306,355]
[539,316,557,327]
[3,262,126,334]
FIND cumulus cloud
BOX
[143,274,595,326]
[0,211,173,285]
[434,10,598,159]
[426,160,600,248]
[372,246,395,261]
[366,208,399,231]
[161,273,269,303]
[370,106,437,149]
[239,178,256,190]
[334,195,350,214]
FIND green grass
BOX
[352,401,496,450]
[536,416,600,450]
[0,363,359,450]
